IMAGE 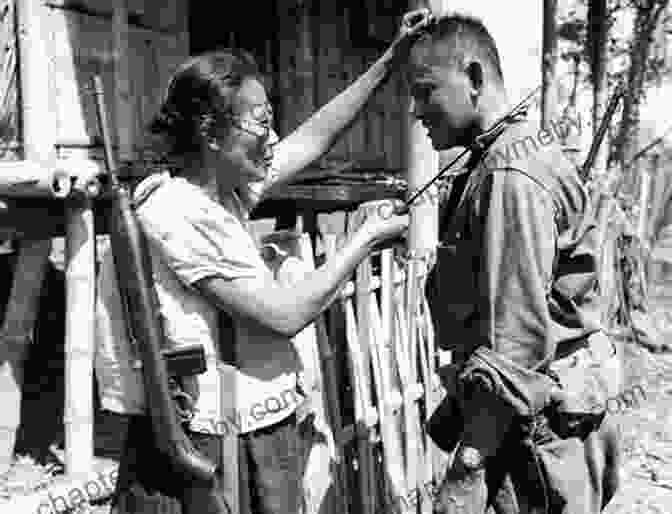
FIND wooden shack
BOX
[0,1,446,513]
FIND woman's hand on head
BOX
[400,8,435,38]
[386,8,436,66]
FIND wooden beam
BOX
[0,158,105,198]
[44,0,183,35]
[112,1,134,163]
[0,160,71,198]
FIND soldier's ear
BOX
[465,61,483,106]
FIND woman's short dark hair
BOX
[149,49,262,155]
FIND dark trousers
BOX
[112,413,311,514]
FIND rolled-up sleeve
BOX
[137,203,264,287]
[472,169,557,370]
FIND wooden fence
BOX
[259,212,446,514]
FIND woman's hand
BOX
[359,199,410,249]
[384,8,436,67]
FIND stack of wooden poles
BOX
[259,201,446,514]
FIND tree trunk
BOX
[541,0,558,128]
[588,0,609,180]
[613,1,670,180]
[609,0,670,345]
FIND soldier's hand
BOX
[436,467,488,514]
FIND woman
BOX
[96,9,433,514]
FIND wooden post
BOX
[405,2,444,512]
[113,1,135,164]
[316,234,350,514]
[346,209,378,514]
[63,7,98,467]
[0,0,57,474]
[541,0,558,129]
[63,199,95,476]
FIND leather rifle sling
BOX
[218,310,245,514]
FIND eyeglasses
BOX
[228,117,274,141]
[225,101,275,141]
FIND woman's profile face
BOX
[216,77,278,190]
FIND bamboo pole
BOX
[345,209,377,514]
[63,196,95,476]
[321,234,350,514]
[393,269,424,511]
[372,248,407,511]
[0,0,57,474]
[353,204,406,514]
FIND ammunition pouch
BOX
[544,330,621,440]
[429,339,621,514]
[428,331,621,453]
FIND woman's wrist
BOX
[352,224,378,254]
[380,37,403,71]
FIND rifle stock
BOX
[92,76,231,514]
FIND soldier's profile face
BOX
[406,41,479,151]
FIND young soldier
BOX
[406,13,621,514]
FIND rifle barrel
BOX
[92,76,119,185]
[580,84,624,181]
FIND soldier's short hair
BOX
[414,13,504,84]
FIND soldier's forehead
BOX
[407,41,457,81]
[405,61,442,84]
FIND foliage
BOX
[557,0,670,181]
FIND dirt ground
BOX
[603,287,672,514]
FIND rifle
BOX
[92,75,231,514]
[580,83,624,182]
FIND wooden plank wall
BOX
[0,1,189,163]
[1,1,407,173]
[222,1,407,173]
[44,0,189,162]
[0,0,21,161]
